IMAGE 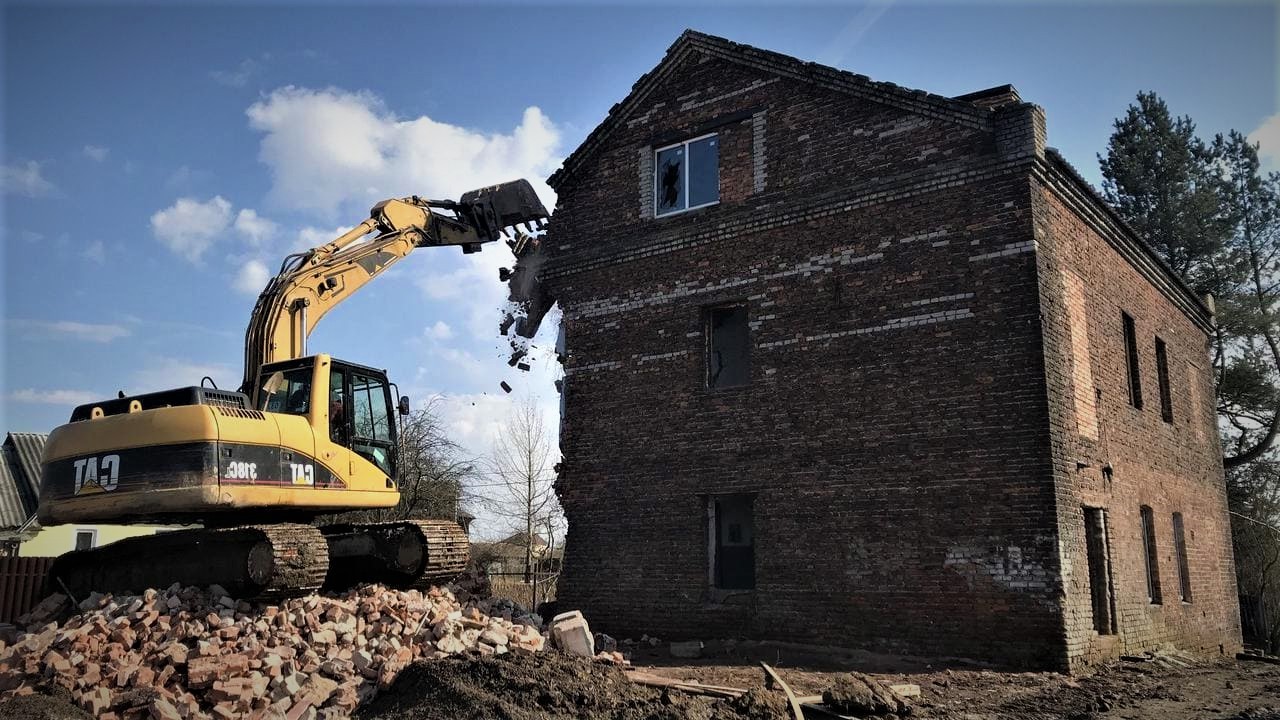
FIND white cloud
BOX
[133,357,236,392]
[234,208,279,246]
[11,319,130,343]
[8,388,98,406]
[2,161,55,197]
[210,58,261,88]
[245,86,561,216]
[425,321,453,341]
[234,259,271,295]
[165,165,212,190]
[150,196,233,262]
[83,240,106,264]
[433,392,512,457]
[83,145,109,162]
[1250,112,1280,169]
[19,230,43,244]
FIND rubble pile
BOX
[0,583,617,720]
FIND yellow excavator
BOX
[36,180,549,598]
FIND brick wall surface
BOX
[1032,181,1243,671]
[539,40,1240,671]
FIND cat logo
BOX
[73,455,121,494]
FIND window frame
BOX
[653,132,720,218]
[74,528,98,551]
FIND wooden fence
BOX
[0,556,55,624]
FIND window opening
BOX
[1173,512,1192,602]
[710,495,755,590]
[1083,507,1117,634]
[1155,337,1173,423]
[707,304,749,388]
[1123,313,1143,409]
[1140,505,1162,604]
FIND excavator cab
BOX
[255,355,400,490]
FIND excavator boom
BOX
[240,180,548,398]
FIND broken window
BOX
[1155,337,1173,423]
[1083,507,1116,634]
[1173,512,1192,602]
[710,495,755,590]
[1140,505,1162,604]
[655,134,719,216]
[707,304,749,388]
[1122,312,1143,409]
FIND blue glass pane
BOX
[688,136,719,208]
[655,146,684,214]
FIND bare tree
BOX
[483,395,562,606]
[1230,458,1280,652]
[320,400,476,525]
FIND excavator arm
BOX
[239,180,548,399]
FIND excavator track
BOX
[45,523,329,601]
[321,519,469,591]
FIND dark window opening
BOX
[1123,312,1143,409]
[1173,512,1192,602]
[1155,337,1173,423]
[74,530,96,551]
[655,135,719,216]
[1084,507,1117,635]
[707,305,749,388]
[1140,505,1162,604]
[711,495,755,590]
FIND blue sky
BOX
[2,2,1277,534]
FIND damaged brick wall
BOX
[543,46,1066,669]
[1033,171,1243,671]
[539,32,1240,671]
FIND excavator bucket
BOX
[460,179,549,234]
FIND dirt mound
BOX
[357,653,789,720]
[0,688,90,720]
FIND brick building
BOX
[536,30,1242,670]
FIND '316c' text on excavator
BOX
[36,180,549,599]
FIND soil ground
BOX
[6,645,1278,719]
[630,641,1280,719]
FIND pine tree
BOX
[1098,92,1232,296]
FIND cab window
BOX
[259,367,313,416]
[350,371,394,475]
[329,368,348,444]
